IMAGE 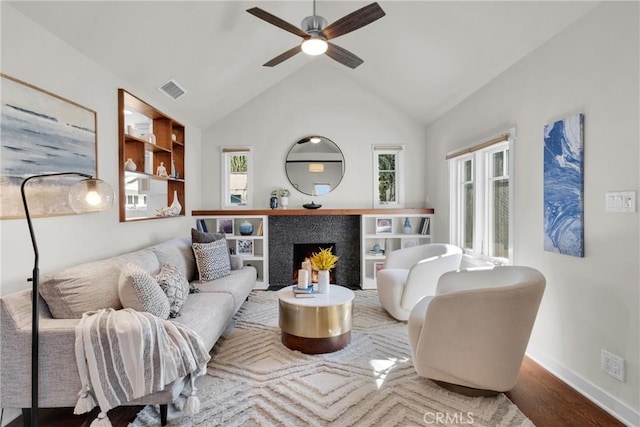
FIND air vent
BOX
[158,79,187,100]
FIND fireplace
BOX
[292,243,336,285]
[268,215,360,289]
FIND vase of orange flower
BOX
[310,247,339,294]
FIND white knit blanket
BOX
[74,308,210,426]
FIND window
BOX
[221,146,253,208]
[448,131,513,264]
[372,145,404,208]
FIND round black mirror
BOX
[285,136,345,196]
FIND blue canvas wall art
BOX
[543,113,584,257]
[1,74,97,219]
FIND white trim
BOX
[527,346,640,427]
[220,146,253,209]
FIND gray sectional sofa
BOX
[0,237,257,424]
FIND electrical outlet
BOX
[601,349,625,382]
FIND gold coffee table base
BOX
[281,330,351,354]
[278,285,354,354]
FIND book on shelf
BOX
[256,220,264,236]
[420,217,430,235]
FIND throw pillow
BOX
[156,264,190,318]
[192,240,231,282]
[118,263,170,319]
[191,228,226,244]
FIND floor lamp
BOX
[21,172,114,427]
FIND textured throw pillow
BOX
[118,263,170,319]
[192,240,231,281]
[156,264,190,318]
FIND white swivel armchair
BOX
[376,243,463,321]
[408,266,546,395]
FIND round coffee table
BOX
[278,285,354,354]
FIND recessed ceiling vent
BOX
[158,79,187,100]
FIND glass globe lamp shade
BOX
[301,37,328,56]
[68,178,115,213]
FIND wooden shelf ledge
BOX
[192,208,434,216]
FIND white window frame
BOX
[220,146,253,209]
[372,145,405,208]
[449,130,514,265]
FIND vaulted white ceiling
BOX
[9,1,599,129]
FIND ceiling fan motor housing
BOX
[301,15,328,35]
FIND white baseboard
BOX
[1,408,20,427]
[526,347,640,427]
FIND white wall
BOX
[0,4,203,297]
[201,61,426,210]
[425,2,639,423]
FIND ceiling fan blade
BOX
[321,2,385,40]
[325,43,364,69]
[247,7,309,39]
[263,45,303,67]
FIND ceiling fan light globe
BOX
[301,38,328,56]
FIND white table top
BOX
[277,285,355,307]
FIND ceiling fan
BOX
[246,1,385,69]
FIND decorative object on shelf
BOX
[297,269,309,289]
[239,220,254,236]
[171,159,177,179]
[403,217,412,234]
[279,188,290,209]
[317,270,330,294]
[157,162,169,177]
[374,261,385,276]
[310,247,339,294]
[156,190,182,217]
[124,158,137,172]
[21,172,114,426]
[401,237,419,249]
[148,133,156,145]
[368,243,384,255]
[172,133,177,142]
[302,202,322,209]
[376,218,393,234]
[217,218,234,235]
[270,191,279,209]
[1,74,98,219]
[236,239,254,256]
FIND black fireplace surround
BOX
[268,215,360,289]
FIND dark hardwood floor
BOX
[7,357,623,427]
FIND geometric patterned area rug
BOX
[131,290,534,427]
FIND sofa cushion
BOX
[196,266,257,313]
[40,258,123,319]
[150,238,197,283]
[157,264,189,318]
[118,263,170,319]
[192,240,231,281]
[171,292,235,351]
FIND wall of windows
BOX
[448,132,513,264]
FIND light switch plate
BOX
[606,191,636,213]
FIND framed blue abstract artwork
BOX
[0,74,97,219]
[543,113,584,257]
